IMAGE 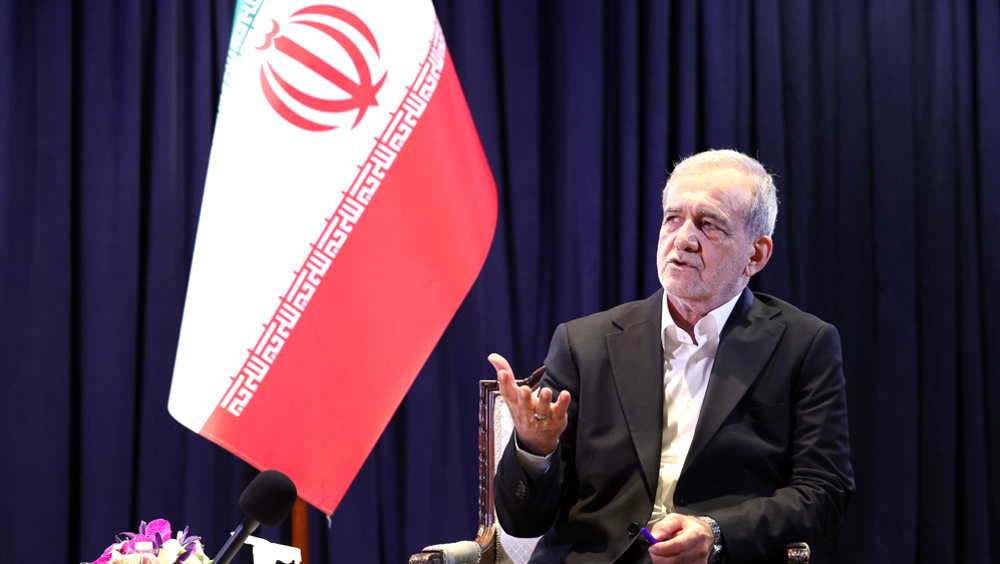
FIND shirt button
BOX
[686,400,694,409]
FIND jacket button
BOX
[627,523,640,537]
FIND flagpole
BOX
[292,497,310,564]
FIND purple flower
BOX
[92,519,202,564]
[176,526,190,545]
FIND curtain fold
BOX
[1,1,997,563]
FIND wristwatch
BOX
[695,515,724,564]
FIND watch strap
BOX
[695,515,724,564]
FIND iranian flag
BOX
[168,0,496,515]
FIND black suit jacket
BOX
[495,288,854,564]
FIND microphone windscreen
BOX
[238,470,298,528]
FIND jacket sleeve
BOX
[494,438,564,537]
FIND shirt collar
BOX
[661,289,743,347]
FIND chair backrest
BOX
[478,368,545,564]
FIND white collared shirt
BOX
[513,290,743,526]
[647,290,741,525]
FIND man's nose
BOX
[674,221,699,251]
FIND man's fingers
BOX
[535,388,554,418]
[648,533,692,558]
[650,514,683,536]
[533,388,572,423]
[517,384,535,410]
[491,353,522,405]
[648,516,683,556]
[537,387,553,404]
[648,515,712,563]
[496,371,519,405]
[489,354,573,429]
[488,353,513,375]
[550,390,572,419]
[538,387,553,402]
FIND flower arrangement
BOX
[86,519,211,564]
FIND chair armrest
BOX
[410,541,482,564]
[409,525,497,564]
[785,542,810,563]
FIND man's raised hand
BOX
[488,353,571,456]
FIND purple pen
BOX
[639,527,659,544]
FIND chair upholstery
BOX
[409,368,810,564]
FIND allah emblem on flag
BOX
[257,5,386,131]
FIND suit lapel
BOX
[606,290,664,501]
[681,289,785,474]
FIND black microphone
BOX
[213,469,298,564]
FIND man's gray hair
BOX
[663,149,779,239]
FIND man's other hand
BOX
[648,514,714,564]
[489,353,570,456]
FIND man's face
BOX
[656,169,755,307]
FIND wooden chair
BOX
[409,368,810,564]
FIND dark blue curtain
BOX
[2,1,998,563]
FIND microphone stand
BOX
[212,515,260,564]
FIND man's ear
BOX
[745,235,773,277]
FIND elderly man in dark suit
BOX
[490,150,854,564]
